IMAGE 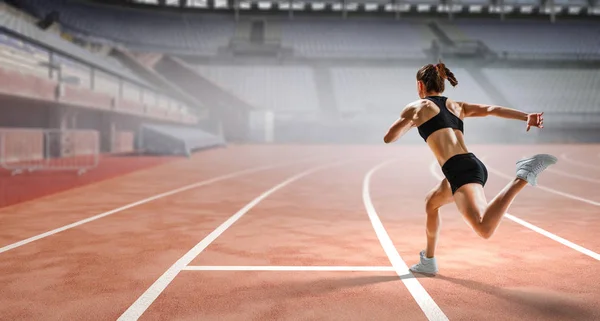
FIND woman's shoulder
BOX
[406,98,432,109]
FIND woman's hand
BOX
[526,112,544,131]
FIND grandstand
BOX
[0,0,598,150]
[1,0,600,320]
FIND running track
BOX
[0,144,599,320]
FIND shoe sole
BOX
[409,268,438,276]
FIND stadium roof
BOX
[85,0,599,19]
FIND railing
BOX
[0,4,198,123]
[0,128,99,175]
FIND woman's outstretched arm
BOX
[384,106,416,143]
[460,102,544,132]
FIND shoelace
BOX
[533,159,548,174]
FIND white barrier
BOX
[0,128,100,175]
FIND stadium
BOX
[0,0,599,319]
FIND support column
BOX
[265,110,274,143]
[100,113,116,153]
[70,112,78,129]
[47,107,70,158]
[49,106,69,130]
[312,64,338,114]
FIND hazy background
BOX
[0,0,599,152]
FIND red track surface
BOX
[0,144,598,321]
[0,155,176,208]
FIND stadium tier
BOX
[445,19,600,59]
[14,0,599,58]
[195,65,320,112]
[0,2,198,122]
[331,67,494,112]
[482,68,600,113]
[0,0,598,147]
[14,0,235,54]
[280,19,430,59]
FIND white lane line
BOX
[0,156,319,255]
[486,166,600,207]
[183,266,395,272]
[561,153,600,171]
[548,168,600,184]
[364,160,448,321]
[429,160,600,261]
[502,215,600,261]
[118,159,353,321]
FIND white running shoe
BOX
[409,250,438,275]
[516,154,558,186]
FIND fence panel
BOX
[0,128,99,175]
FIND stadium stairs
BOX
[428,21,496,60]
[150,55,256,142]
[111,49,203,117]
[225,18,292,58]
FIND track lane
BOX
[371,147,600,321]
[143,158,431,321]
[0,160,328,321]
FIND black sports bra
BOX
[417,96,464,142]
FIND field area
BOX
[0,144,598,320]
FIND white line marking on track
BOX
[118,159,353,321]
[486,166,600,207]
[548,168,600,184]
[561,153,600,171]
[364,160,448,321]
[183,265,396,272]
[429,160,600,261]
[502,215,600,261]
[0,157,319,255]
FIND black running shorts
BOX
[441,153,488,194]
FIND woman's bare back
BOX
[410,98,470,166]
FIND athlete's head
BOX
[416,61,458,99]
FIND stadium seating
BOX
[192,63,599,118]
[194,65,321,112]
[280,19,430,59]
[0,31,190,116]
[5,0,599,132]
[502,0,541,6]
[14,0,600,59]
[552,0,588,5]
[449,20,600,58]
[0,2,199,122]
[1,2,153,86]
[330,67,494,112]
[17,0,235,55]
[18,0,431,58]
[482,68,600,113]
[0,33,50,79]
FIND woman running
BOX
[383,62,557,275]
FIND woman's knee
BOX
[426,180,452,214]
[425,192,441,214]
[425,190,451,214]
